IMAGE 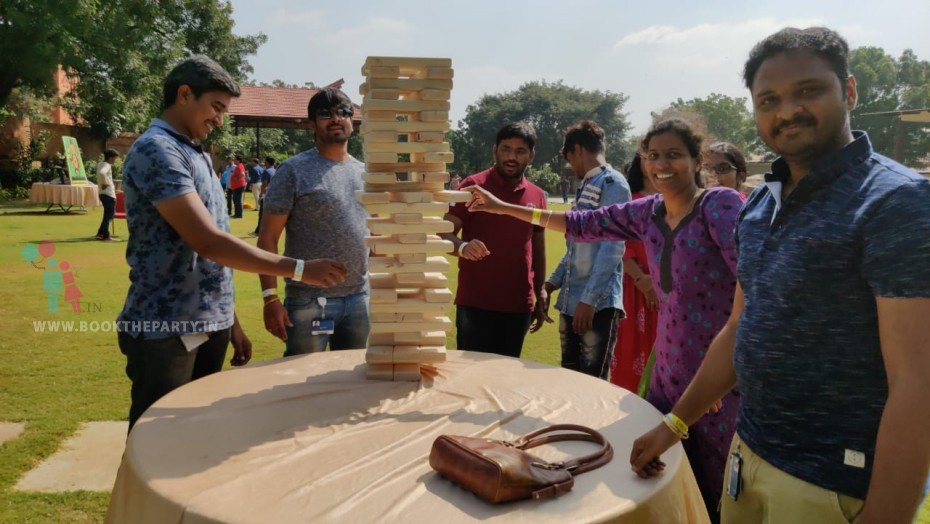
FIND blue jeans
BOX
[284,292,371,356]
[558,307,621,379]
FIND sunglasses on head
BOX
[315,105,354,119]
[702,163,737,175]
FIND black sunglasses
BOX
[315,105,354,119]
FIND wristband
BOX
[293,259,305,282]
[530,208,542,225]
[663,413,689,440]
[261,288,277,298]
[458,241,469,257]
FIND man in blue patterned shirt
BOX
[118,56,349,431]
[630,27,930,524]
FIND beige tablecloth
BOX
[29,183,100,208]
[106,350,708,524]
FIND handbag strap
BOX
[507,424,613,475]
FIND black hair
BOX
[162,55,240,110]
[265,156,275,166]
[235,155,243,162]
[307,87,353,120]
[104,148,119,160]
[706,142,748,183]
[495,121,537,149]
[641,118,705,187]
[562,120,605,158]
[743,27,850,92]
[624,154,645,194]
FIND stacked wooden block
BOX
[358,56,470,381]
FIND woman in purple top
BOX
[466,118,742,521]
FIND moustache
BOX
[774,116,817,136]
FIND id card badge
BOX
[311,297,334,335]
[311,319,334,335]
[727,451,743,500]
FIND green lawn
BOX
[0,196,927,523]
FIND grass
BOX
[1,195,928,523]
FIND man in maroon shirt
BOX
[441,122,549,357]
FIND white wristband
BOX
[261,288,277,298]
[293,259,305,282]
[458,241,469,257]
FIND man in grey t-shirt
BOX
[258,87,370,355]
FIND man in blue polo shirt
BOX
[630,27,930,523]
[118,56,348,431]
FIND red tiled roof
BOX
[228,84,361,125]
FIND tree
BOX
[851,47,930,166]
[652,93,762,157]
[451,81,633,175]
[0,0,266,136]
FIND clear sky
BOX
[229,0,930,133]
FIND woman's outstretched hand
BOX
[465,185,506,214]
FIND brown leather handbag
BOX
[428,424,613,503]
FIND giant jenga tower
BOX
[358,57,470,381]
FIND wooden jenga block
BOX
[367,218,453,235]
[362,121,450,133]
[424,288,454,303]
[393,364,421,381]
[417,152,454,163]
[366,162,446,173]
[365,346,393,364]
[363,152,399,164]
[370,289,398,303]
[418,111,449,122]
[393,213,423,224]
[370,312,399,323]
[368,255,450,273]
[395,272,426,285]
[395,331,447,345]
[363,173,400,184]
[364,88,400,100]
[364,65,400,78]
[366,237,454,255]
[414,132,445,143]
[369,299,452,314]
[355,191,390,204]
[366,363,395,380]
[363,110,400,121]
[370,272,447,289]
[363,142,450,154]
[421,172,450,183]
[362,98,450,112]
[369,333,396,345]
[397,233,428,244]
[420,89,451,101]
[364,131,399,143]
[369,317,452,333]
[397,253,427,264]
[391,345,422,364]
[364,181,445,193]
[433,190,472,203]
[363,57,452,70]
[363,202,450,215]
[368,78,453,91]
[390,191,435,203]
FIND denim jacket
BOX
[547,165,630,316]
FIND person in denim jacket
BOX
[544,120,631,379]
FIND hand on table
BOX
[630,423,680,479]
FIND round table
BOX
[29,182,100,212]
[106,350,708,524]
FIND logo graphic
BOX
[21,240,84,314]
